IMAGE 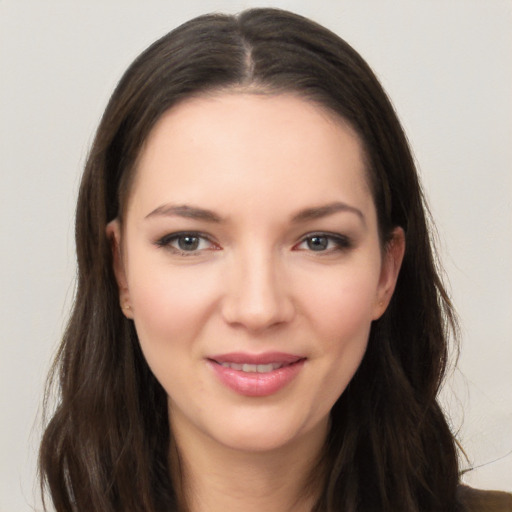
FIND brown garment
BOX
[458,485,512,512]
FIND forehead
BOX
[127,93,373,220]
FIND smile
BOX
[218,362,286,373]
[208,353,306,397]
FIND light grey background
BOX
[1,1,511,510]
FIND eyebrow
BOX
[291,202,365,224]
[145,201,364,225]
[145,204,223,223]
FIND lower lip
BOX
[208,359,305,397]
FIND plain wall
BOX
[1,1,510,510]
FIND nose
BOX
[220,248,295,332]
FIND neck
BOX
[170,419,327,512]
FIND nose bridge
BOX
[222,242,293,330]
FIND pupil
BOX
[178,236,199,251]
[308,236,328,251]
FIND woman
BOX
[38,8,511,512]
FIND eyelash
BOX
[154,231,352,256]
[294,233,352,253]
[154,232,217,256]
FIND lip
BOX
[207,352,306,397]
[210,352,303,365]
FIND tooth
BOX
[256,364,273,373]
[219,362,286,372]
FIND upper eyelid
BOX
[298,231,350,242]
[157,230,211,239]
[301,230,345,237]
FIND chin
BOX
[218,426,299,453]
[205,407,329,455]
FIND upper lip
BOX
[209,352,305,365]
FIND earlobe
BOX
[106,219,133,319]
[372,227,405,320]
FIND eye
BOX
[295,233,351,252]
[155,232,217,254]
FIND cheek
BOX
[126,257,221,380]
[295,262,379,408]
[128,245,220,325]
[297,262,380,342]
[133,274,215,330]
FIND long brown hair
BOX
[40,8,461,511]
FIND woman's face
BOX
[108,93,403,454]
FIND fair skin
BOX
[107,93,404,512]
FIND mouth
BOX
[209,352,305,371]
[216,361,290,373]
[207,352,306,397]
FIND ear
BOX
[372,227,405,320]
[106,219,133,319]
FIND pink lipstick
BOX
[207,352,306,397]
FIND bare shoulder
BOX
[458,485,512,512]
